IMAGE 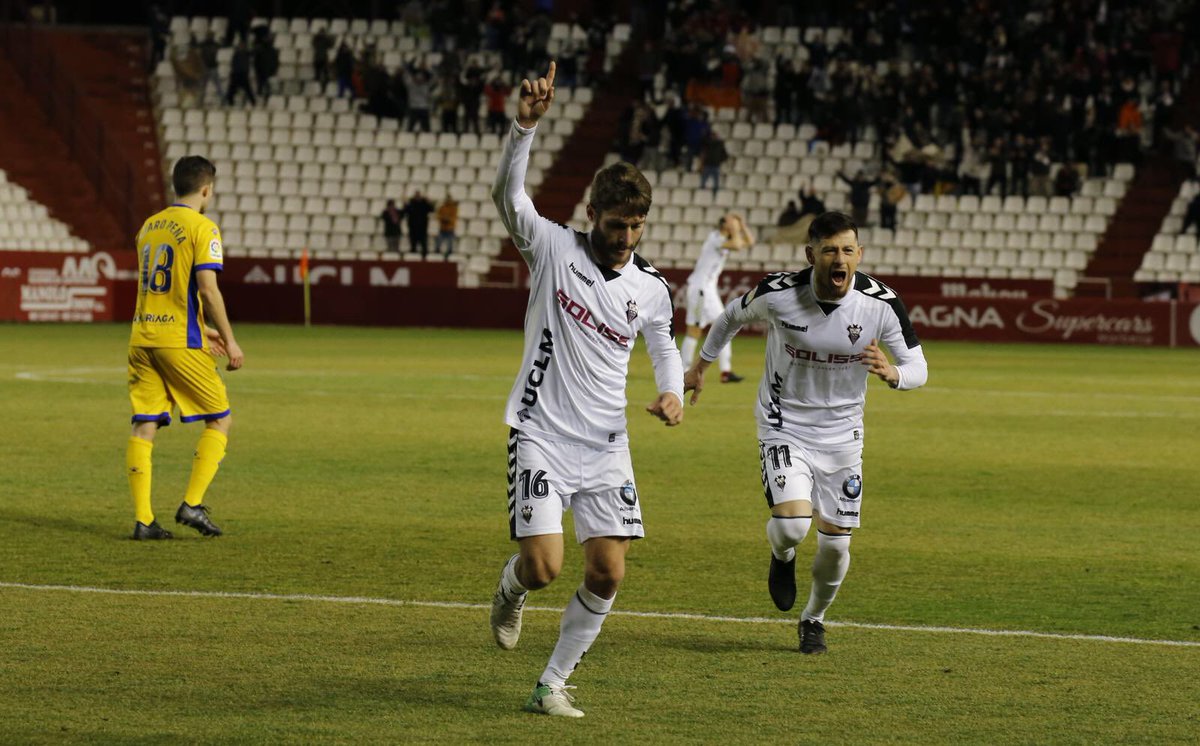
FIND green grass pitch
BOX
[1,323,1198,743]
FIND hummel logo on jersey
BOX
[847,324,863,345]
[626,300,638,322]
[781,320,808,332]
[555,288,631,346]
[568,262,595,286]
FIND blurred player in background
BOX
[684,211,927,654]
[488,61,684,718]
[126,155,244,540]
[678,213,754,382]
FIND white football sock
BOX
[540,585,614,687]
[500,553,527,601]
[767,515,811,562]
[802,531,851,623]
[680,335,698,366]
[718,342,732,373]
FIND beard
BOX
[589,227,639,267]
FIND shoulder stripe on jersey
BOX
[854,272,920,349]
[632,253,676,336]
[740,268,809,308]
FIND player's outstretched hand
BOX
[225,340,245,371]
[861,338,897,386]
[683,363,705,405]
[517,60,555,128]
[646,392,683,426]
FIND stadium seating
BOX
[153,16,629,282]
[0,169,90,252]
[1135,180,1200,284]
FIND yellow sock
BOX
[183,429,228,507]
[126,437,154,525]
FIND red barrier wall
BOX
[5,251,1199,347]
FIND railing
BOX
[0,3,144,240]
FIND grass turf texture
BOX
[1,324,1197,743]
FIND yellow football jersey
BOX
[129,204,224,349]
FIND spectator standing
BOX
[798,182,826,218]
[199,33,221,105]
[460,64,485,135]
[1054,164,1081,198]
[1009,135,1030,199]
[224,39,256,107]
[334,41,355,98]
[839,169,877,227]
[484,75,512,135]
[879,172,905,230]
[777,200,800,227]
[405,65,434,133]
[173,41,205,107]
[1030,139,1053,198]
[381,199,404,253]
[698,131,728,195]
[253,31,279,104]
[435,196,459,257]
[984,137,1009,198]
[405,191,436,257]
[312,26,333,86]
[436,74,460,134]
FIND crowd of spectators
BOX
[616,0,1198,211]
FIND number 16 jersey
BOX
[129,204,225,349]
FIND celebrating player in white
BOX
[679,213,754,382]
[684,211,927,654]
[489,61,685,717]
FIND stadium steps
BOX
[484,42,642,286]
[0,52,125,250]
[1077,156,1181,298]
[41,29,166,233]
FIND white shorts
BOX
[685,283,725,327]
[759,439,864,528]
[506,429,644,543]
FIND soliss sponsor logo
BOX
[785,344,865,364]
[555,288,631,346]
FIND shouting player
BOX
[684,211,927,653]
[678,212,754,381]
[126,156,244,540]
[488,61,684,717]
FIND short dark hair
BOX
[807,211,858,243]
[589,162,652,216]
[172,156,216,198]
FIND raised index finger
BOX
[545,60,556,87]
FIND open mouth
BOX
[831,268,848,286]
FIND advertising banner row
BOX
[3,251,1198,347]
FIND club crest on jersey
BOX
[847,324,863,345]
[521,505,533,523]
[620,480,638,506]
[774,475,786,489]
[626,300,638,323]
[842,474,862,500]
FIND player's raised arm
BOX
[492,61,556,255]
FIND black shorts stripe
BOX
[507,428,519,540]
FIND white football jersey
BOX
[701,268,928,449]
[686,230,728,289]
[495,122,683,448]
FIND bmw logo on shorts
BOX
[620,480,638,506]
[842,474,863,500]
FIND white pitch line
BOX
[2,581,1197,649]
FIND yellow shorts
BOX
[128,346,230,426]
